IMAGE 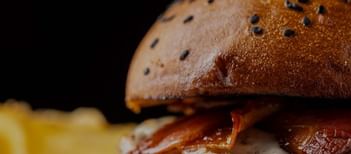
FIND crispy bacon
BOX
[131,111,233,154]
[268,109,351,154]
[132,98,281,154]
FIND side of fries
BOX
[0,100,135,154]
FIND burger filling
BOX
[121,98,351,154]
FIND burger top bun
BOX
[126,0,351,111]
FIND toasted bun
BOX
[126,0,351,110]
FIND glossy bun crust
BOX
[126,0,351,110]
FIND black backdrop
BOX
[0,0,174,123]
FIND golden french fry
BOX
[0,113,28,154]
[0,101,135,154]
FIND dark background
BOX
[0,0,173,123]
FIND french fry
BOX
[0,100,135,154]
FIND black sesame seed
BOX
[316,5,326,14]
[284,0,290,5]
[298,0,309,4]
[302,16,311,26]
[159,15,176,22]
[285,0,304,12]
[183,15,194,24]
[180,50,190,61]
[208,0,214,4]
[150,38,159,49]
[283,29,295,37]
[144,68,150,75]
[251,26,263,35]
[250,14,260,24]
[284,0,290,6]
[189,0,195,3]
[345,0,351,3]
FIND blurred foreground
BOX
[0,100,135,154]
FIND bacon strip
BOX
[268,109,351,154]
[132,111,232,154]
[132,98,281,154]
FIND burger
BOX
[120,0,351,153]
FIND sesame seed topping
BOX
[298,0,309,3]
[285,0,304,12]
[183,15,194,24]
[150,38,159,49]
[316,5,326,14]
[144,68,150,75]
[283,29,295,37]
[251,26,263,35]
[250,14,260,24]
[180,50,190,61]
[302,16,311,26]
[208,0,214,4]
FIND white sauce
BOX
[232,128,287,154]
[119,116,176,154]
